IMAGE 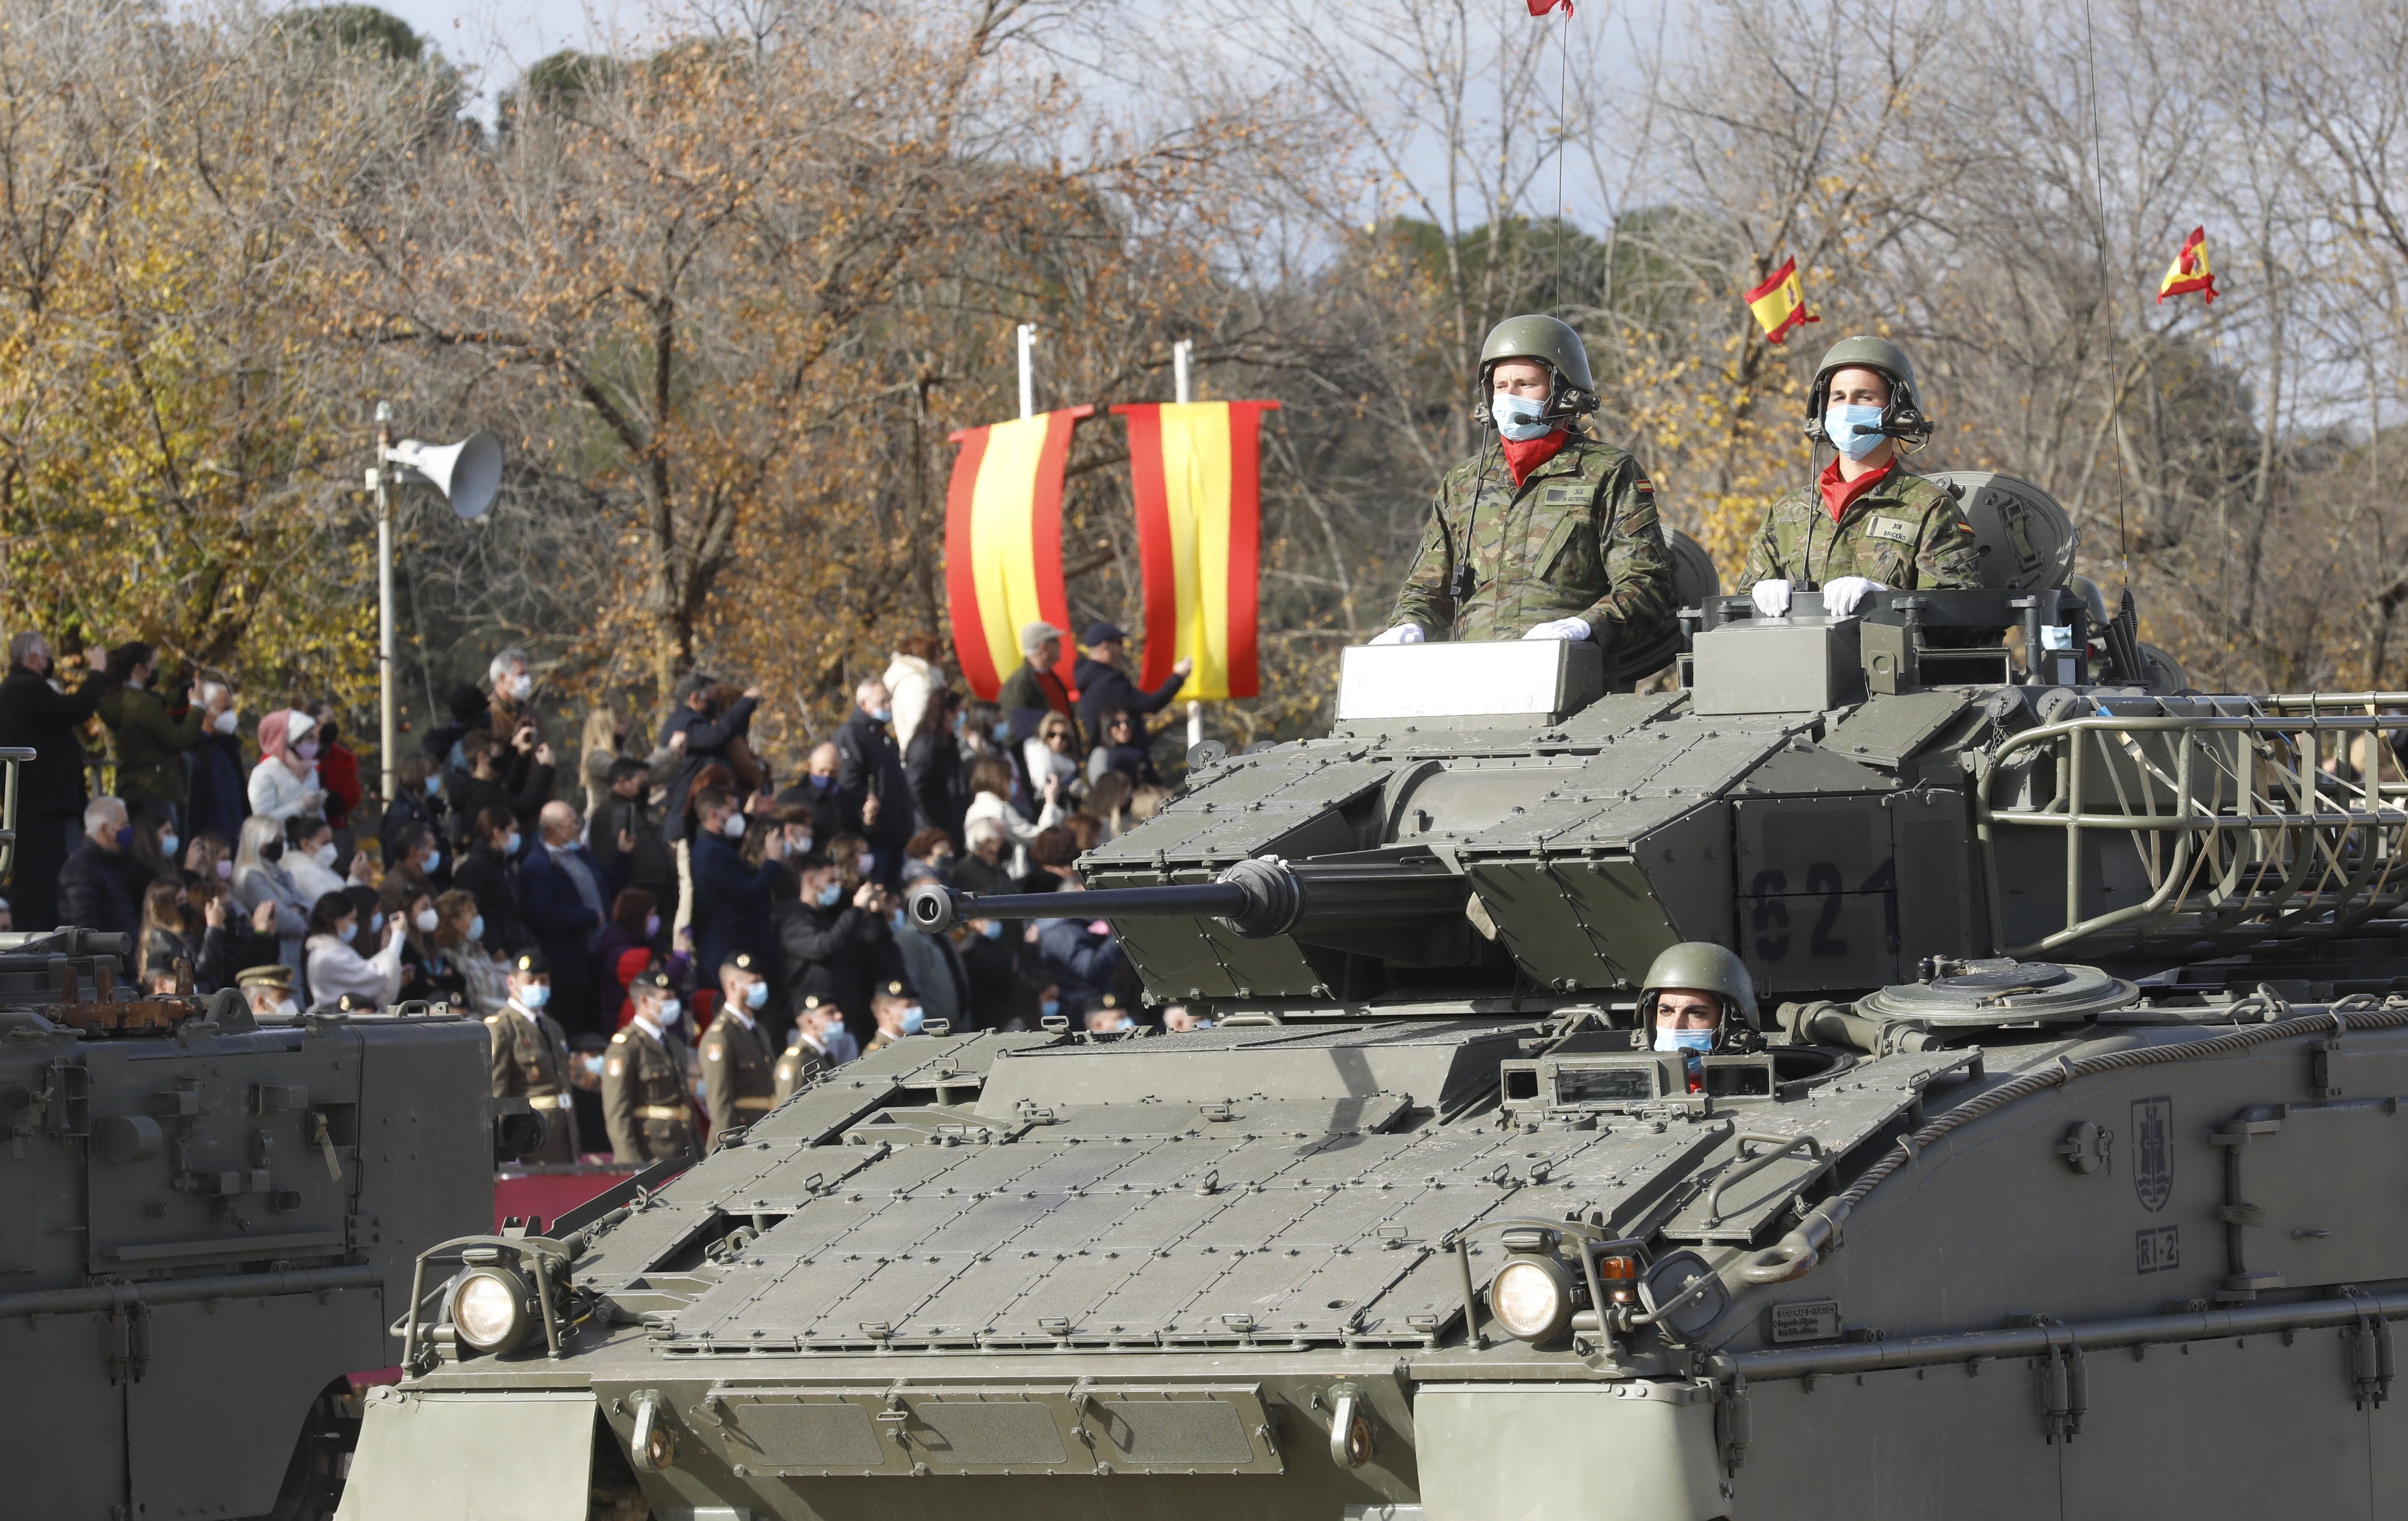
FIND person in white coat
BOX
[963,753,1062,880]
[302,891,405,1012]
[882,632,942,753]
[247,710,324,823]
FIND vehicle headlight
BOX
[1489,1255,1574,1342]
[451,1267,533,1354]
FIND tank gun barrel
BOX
[906,855,1467,940]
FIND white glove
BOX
[1750,579,1793,617]
[1521,617,1592,642]
[1368,623,1426,646]
[1822,575,1887,615]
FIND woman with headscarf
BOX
[231,813,311,975]
[246,710,325,823]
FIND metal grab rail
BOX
[1976,707,2408,957]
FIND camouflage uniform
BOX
[1389,435,1675,647]
[700,1010,777,1135]
[601,1020,698,1163]
[486,1001,579,1164]
[1739,468,1983,593]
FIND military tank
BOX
[0,746,510,1520]
[343,475,2408,1519]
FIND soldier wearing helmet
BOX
[1374,315,1675,654]
[1639,942,1758,1064]
[1741,336,1982,617]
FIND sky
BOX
[360,0,637,117]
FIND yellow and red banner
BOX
[1114,400,1279,701]
[1745,255,1818,345]
[2158,226,2218,304]
[944,407,1092,701]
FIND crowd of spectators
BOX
[0,619,1197,1147]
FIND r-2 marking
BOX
[2135,1225,2179,1275]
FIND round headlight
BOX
[452,1268,531,1354]
[1489,1256,1573,1342]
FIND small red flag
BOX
[1527,0,1573,14]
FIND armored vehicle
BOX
[0,750,507,1519]
[345,476,2408,1519]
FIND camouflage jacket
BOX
[1389,435,1675,646]
[1739,467,1983,592]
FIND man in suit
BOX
[518,801,625,1038]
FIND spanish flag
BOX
[1113,401,1280,701]
[944,407,1092,701]
[1745,255,1818,345]
[2157,226,2217,304]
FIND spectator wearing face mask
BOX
[60,796,142,940]
[96,642,213,828]
[775,851,894,1044]
[452,805,531,954]
[304,704,361,829]
[520,800,625,1038]
[381,754,448,876]
[965,754,1062,881]
[689,788,783,1011]
[0,632,110,930]
[955,816,1014,898]
[179,833,233,891]
[184,682,251,856]
[424,683,492,772]
[302,890,406,1012]
[445,729,555,850]
[658,674,762,845]
[487,648,540,744]
[247,710,326,824]
[433,889,508,1016]
[231,814,311,974]
[774,742,845,845]
[384,824,445,904]
[590,757,677,920]
[597,887,678,1028]
[137,880,197,987]
[384,881,463,1006]
[906,686,967,842]
[283,814,347,904]
[899,828,955,889]
[835,679,912,886]
[889,891,972,1033]
[125,811,183,889]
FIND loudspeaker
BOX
[386,431,503,520]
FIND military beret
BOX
[874,978,917,1002]
[511,949,551,975]
[1096,992,1121,1010]
[630,967,674,993]
[797,993,827,1011]
[722,950,761,975]
[236,964,294,991]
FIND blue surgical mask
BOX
[114,826,133,849]
[1490,391,1553,442]
[808,773,834,791]
[870,707,893,723]
[425,774,442,796]
[339,921,358,945]
[901,1005,925,1035]
[980,920,1004,940]
[160,832,179,857]
[1654,1026,1715,1054]
[1039,998,1060,1020]
[658,997,681,1022]
[745,981,768,1010]
[425,849,441,873]
[817,882,843,907]
[1825,403,1888,461]
[992,721,1011,742]
[502,831,522,855]
[469,914,486,942]
[521,984,551,1009]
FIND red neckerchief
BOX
[1819,454,1893,522]
[1502,429,1570,487]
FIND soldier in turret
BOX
[1741,336,1983,616]
[1374,315,1675,652]
[487,949,578,1164]
[601,969,697,1162]
[701,951,778,1135]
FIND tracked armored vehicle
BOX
[0,747,507,1520]
[349,476,2408,1519]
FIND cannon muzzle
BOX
[905,855,1468,941]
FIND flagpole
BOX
[1016,324,1037,420]
[1174,342,1204,753]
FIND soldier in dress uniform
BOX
[486,949,580,1164]
[862,978,922,1055]
[602,968,698,1163]
[701,951,778,1135]
[773,993,844,1101]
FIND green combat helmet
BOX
[1639,940,1759,1030]
[1804,333,1934,450]
[1477,313,1599,426]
